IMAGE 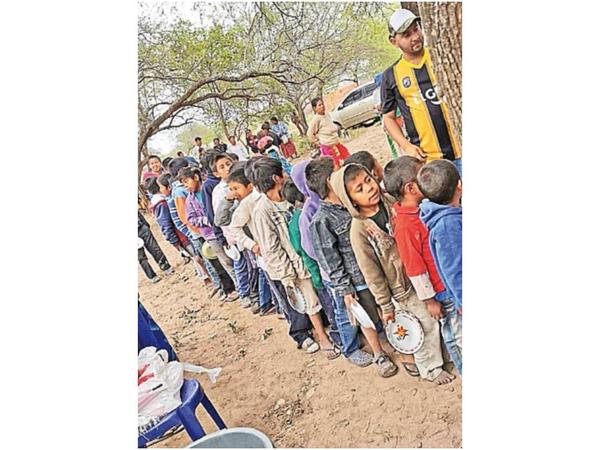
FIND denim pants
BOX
[233,251,251,298]
[257,269,273,311]
[191,237,222,289]
[315,287,342,350]
[269,278,311,346]
[438,296,463,375]
[323,281,360,358]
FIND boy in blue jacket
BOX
[417,160,463,312]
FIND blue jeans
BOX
[323,281,360,358]
[269,278,311,346]
[315,287,342,349]
[438,296,462,375]
[452,158,462,177]
[233,251,250,297]
[257,269,274,311]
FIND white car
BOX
[329,82,380,130]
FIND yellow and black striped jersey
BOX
[381,48,461,161]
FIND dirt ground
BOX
[139,123,462,448]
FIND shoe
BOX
[162,267,173,275]
[209,287,222,299]
[150,276,161,284]
[250,303,261,314]
[225,292,239,302]
[181,255,191,265]
[259,305,276,316]
[240,296,252,308]
[301,337,320,354]
[347,349,373,368]
[373,353,398,378]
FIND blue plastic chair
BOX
[138,378,227,448]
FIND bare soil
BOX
[139,124,462,448]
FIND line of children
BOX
[140,148,463,382]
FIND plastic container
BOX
[187,427,273,448]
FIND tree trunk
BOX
[291,102,308,136]
[418,2,462,147]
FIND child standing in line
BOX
[384,156,462,375]
[251,157,335,356]
[144,176,206,277]
[179,166,239,302]
[282,179,342,360]
[223,159,276,316]
[332,163,454,384]
[307,158,393,375]
[416,160,463,313]
[156,172,230,299]
[211,154,255,310]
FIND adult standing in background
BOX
[226,135,249,161]
[307,97,350,167]
[270,116,298,159]
[142,155,165,181]
[381,9,462,174]
[192,136,208,160]
[213,138,228,153]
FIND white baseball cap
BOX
[388,9,421,35]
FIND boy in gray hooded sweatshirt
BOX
[331,163,455,384]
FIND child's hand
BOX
[424,299,443,321]
[381,310,395,325]
[252,244,261,256]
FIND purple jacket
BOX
[185,191,216,241]
[290,161,329,280]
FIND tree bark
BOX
[418,2,462,147]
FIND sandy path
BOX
[139,124,462,448]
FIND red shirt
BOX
[391,203,446,294]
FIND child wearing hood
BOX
[282,177,342,360]
[307,157,394,376]
[251,157,336,357]
[384,156,462,375]
[416,160,463,312]
[331,163,455,385]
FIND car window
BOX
[363,83,377,97]
[341,89,362,108]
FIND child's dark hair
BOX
[311,97,323,109]
[244,156,264,184]
[343,163,370,188]
[168,157,190,177]
[305,157,334,200]
[252,158,283,193]
[383,156,423,200]
[178,166,202,182]
[416,160,460,205]
[282,180,305,206]
[344,151,376,172]
[144,176,160,195]
[157,173,173,189]
[227,152,239,162]
[227,162,251,186]
[209,152,233,174]
[162,157,173,170]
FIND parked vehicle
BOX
[329,82,380,130]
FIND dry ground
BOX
[139,123,462,448]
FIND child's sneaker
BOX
[162,267,173,275]
[240,296,252,308]
[373,353,398,378]
[150,276,161,284]
[250,303,261,314]
[347,349,373,367]
[301,337,320,354]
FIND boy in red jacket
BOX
[384,156,462,375]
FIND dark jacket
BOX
[149,194,180,246]
[419,200,462,309]
[309,200,366,297]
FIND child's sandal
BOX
[322,346,341,360]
